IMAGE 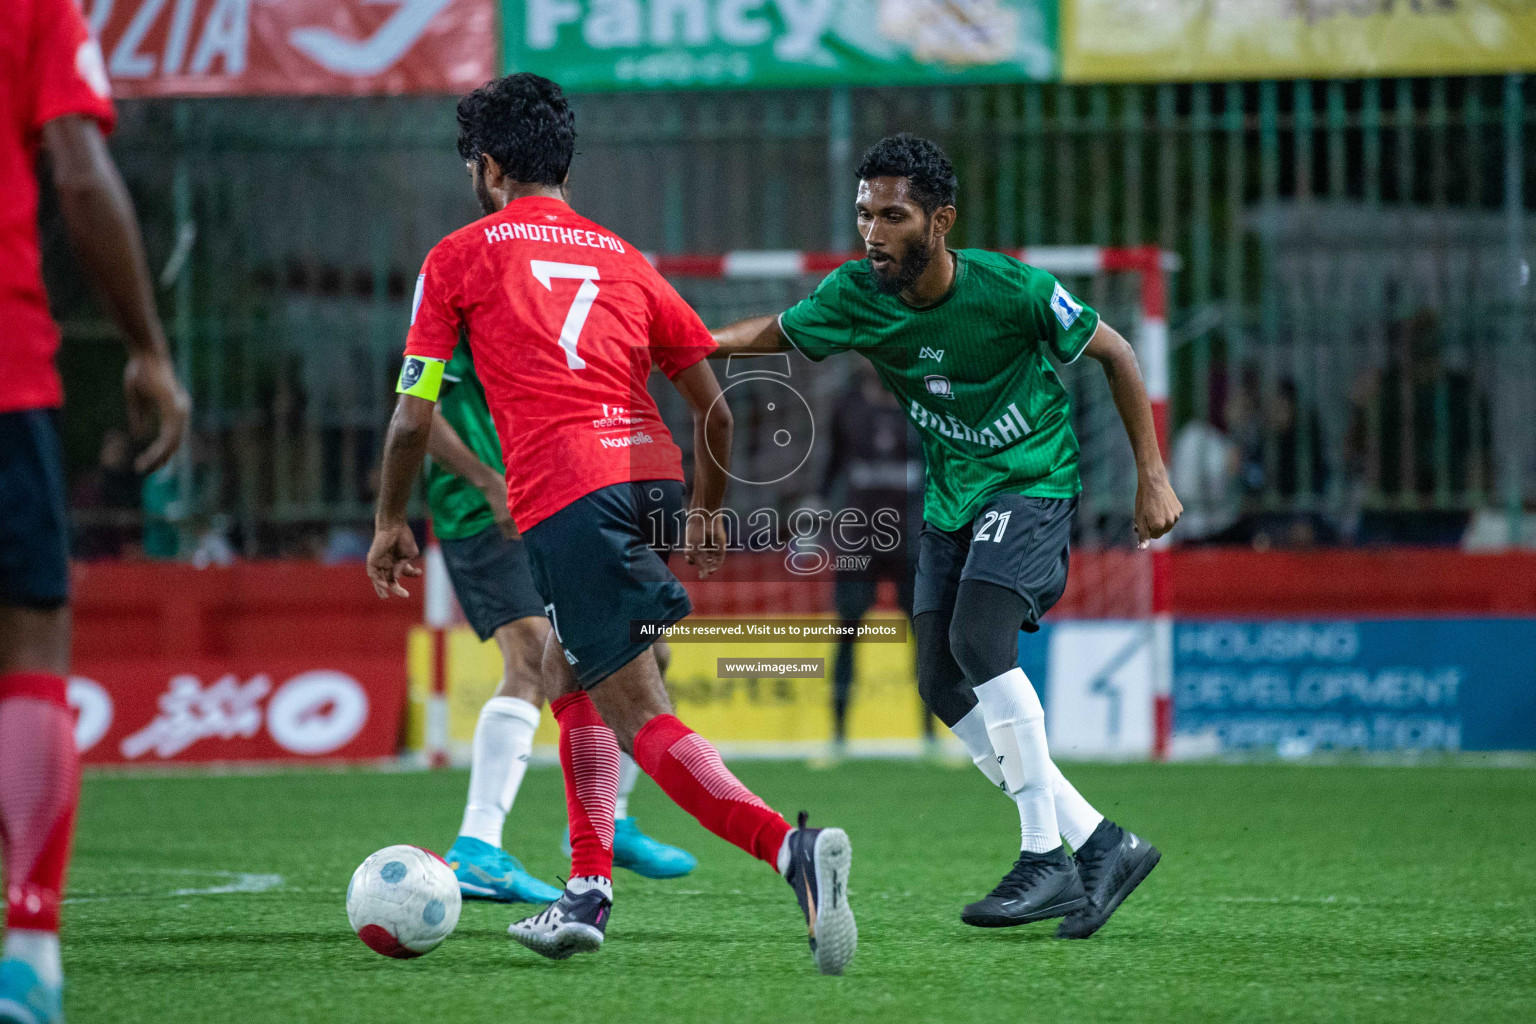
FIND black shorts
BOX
[0,410,70,610]
[438,526,547,641]
[913,494,1076,633]
[522,479,691,688]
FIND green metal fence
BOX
[51,76,1534,555]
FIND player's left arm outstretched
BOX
[1082,323,1182,547]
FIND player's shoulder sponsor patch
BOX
[410,274,426,325]
[1050,282,1083,330]
[76,38,111,100]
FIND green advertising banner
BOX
[503,0,1059,91]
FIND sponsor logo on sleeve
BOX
[1050,282,1083,330]
[76,38,112,100]
[410,273,425,325]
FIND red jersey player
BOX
[1,2,188,1020]
[366,74,855,975]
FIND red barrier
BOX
[1169,548,1536,617]
[63,550,1536,764]
[676,549,1536,618]
[70,562,418,765]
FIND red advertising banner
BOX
[81,0,496,97]
[69,658,407,764]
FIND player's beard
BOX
[473,167,498,216]
[869,233,935,296]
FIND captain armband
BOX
[396,355,446,401]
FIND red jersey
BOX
[404,196,717,531]
[1,0,116,413]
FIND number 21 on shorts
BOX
[976,510,1011,543]
[530,260,600,370]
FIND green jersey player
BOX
[712,134,1182,937]
[424,344,697,897]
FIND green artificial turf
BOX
[63,761,1535,1023]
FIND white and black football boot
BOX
[507,884,611,960]
[960,847,1088,927]
[1057,819,1160,939]
[783,812,857,975]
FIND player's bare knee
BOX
[0,604,72,677]
[495,615,552,703]
[652,639,671,676]
[538,630,584,698]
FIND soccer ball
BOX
[346,845,462,958]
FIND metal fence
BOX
[49,75,1535,556]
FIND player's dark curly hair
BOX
[456,73,575,186]
[854,133,958,214]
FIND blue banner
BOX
[1171,620,1536,753]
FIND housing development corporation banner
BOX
[81,0,497,97]
[1063,0,1536,82]
[502,0,1059,91]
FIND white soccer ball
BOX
[346,845,462,958]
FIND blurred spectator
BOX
[1345,309,1491,545]
[1269,379,1328,502]
[191,514,237,568]
[1170,377,1240,542]
[70,428,142,558]
[818,362,928,755]
[1246,377,1334,548]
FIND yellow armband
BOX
[396,356,445,401]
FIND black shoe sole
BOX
[960,892,1090,928]
[1056,846,1161,940]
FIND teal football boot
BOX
[0,958,62,1024]
[446,836,562,904]
[561,818,698,879]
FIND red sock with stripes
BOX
[633,715,791,869]
[0,673,80,935]
[551,692,619,882]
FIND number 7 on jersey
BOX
[530,260,600,370]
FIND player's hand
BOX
[478,474,519,540]
[684,509,728,580]
[124,352,190,474]
[367,521,423,598]
[1134,473,1183,549]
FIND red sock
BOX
[0,673,79,933]
[551,692,619,881]
[633,715,791,869]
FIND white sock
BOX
[3,929,62,989]
[615,753,640,821]
[776,831,793,876]
[457,696,540,847]
[972,668,1061,854]
[1050,762,1105,851]
[567,875,612,899]
[953,705,1100,849]
[949,705,1007,790]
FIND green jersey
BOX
[423,344,506,540]
[779,249,1098,531]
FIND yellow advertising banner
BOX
[1063,0,1536,82]
[406,622,934,756]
